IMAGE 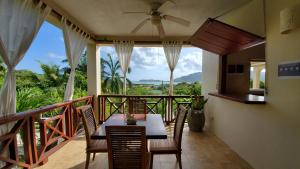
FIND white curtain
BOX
[163,41,183,95]
[62,17,89,101]
[113,40,134,95]
[0,0,51,118]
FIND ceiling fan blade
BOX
[156,21,165,38]
[131,18,150,34]
[158,0,176,12]
[163,15,190,27]
[123,11,147,14]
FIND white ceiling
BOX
[50,0,251,40]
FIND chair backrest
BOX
[77,105,97,146]
[106,126,147,169]
[173,105,188,150]
[128,97,147,114]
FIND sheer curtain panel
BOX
[0,0,51,120]
[62,17,89,101]
[113,40,134,94]
[162,41,183,95]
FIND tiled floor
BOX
[37,125,253,169]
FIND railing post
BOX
[65,104,73,137]
[97,95,103,124]
[39,119,48,165]
[23,117,38,167]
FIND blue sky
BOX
[17,21,202,81]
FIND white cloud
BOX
[174,51,202,78]
[131,47,165,70]
[47,52,65,60]
[99,46,203,80]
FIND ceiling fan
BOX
[123,1,191,38]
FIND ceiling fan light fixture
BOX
[151,15,161,25]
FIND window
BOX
[250,61,266,90]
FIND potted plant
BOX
[125,112,137,125]
[187,97,208,132]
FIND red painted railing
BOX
[0,96,94,169]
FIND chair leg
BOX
[176,153,182,169]
[85,152,91,169]
[150,153,154,169]
[92,153,96,161]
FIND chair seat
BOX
[150,138,179,153]
[87,139,107,152]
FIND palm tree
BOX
[102,53,132,94]
[39,63,65,88]
[61,50,88,74]
[61,51,88,91]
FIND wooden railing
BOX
[0,96,94,169]
[98,95,203,124]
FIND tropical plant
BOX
[102,53,132,94]
[61,51,88,92]
[191,97,208,110]
[39,63,66,89]
[16,87,58,112]
[16,70,40,90]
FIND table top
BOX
[91,114,167,139]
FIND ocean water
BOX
[132,81,179,86]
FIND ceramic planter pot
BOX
[187,109,205,132]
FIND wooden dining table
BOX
[91,114,167,139]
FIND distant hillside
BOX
[174,72,201,83]
[139,79,162,82]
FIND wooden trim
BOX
[97,95,203,124]
[218,55,227,94]
[208,92,266,104]
[190,18,265,55]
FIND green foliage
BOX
[259,81,265,89]
[16,70,41,89]
[127,85,153,95]
[102,53,132,94]
[174,82,201,95]
[190,82,201,95]
[39,63,66,88]
[12,51,88,114]
[191,97,208,110]
[16,87,59,112]
[0,57,6,86]
[73,87,88,99]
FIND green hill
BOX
[174,72,201,83]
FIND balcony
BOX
[0,95,253,169]
[0,0,299,169]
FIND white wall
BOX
[202,0,300,169]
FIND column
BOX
[253,67,263,89]
[87,43,101,121]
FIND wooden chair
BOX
[77,105,107,169]
[106,126,150,169]
[149,105,188,169]
[128,97,147,114]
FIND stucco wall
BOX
[226,44,265,95]
[202,0,300,169]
